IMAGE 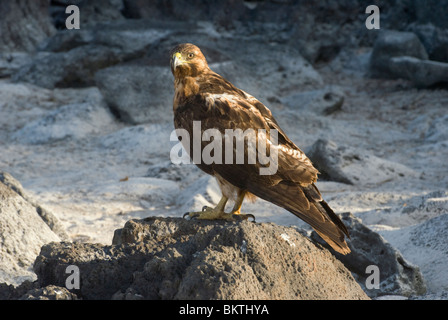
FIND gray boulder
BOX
[0,172,62,286]
[0,172,68,240]
[368,27,448,87]
[12,92,116,145]
[311,212,426,298]
[38,19,174,54]
[369,30,428,78]
[95,64,173,124]
[213,39,323,99]
[12,45,134,89]
[280,86,344,115]
[306,139,416,186]
[389,56,448,87]
[12,20,173,89]
[33,217,369,300]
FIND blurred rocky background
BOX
[0,0,447,300]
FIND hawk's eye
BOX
[187,53,195,59]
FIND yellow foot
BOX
[183,206,255,222]
[229,208,256,222]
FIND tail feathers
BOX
[289,199,351,255]
[301,184,350,254]
[288,203,351,255]
[314,229,351,255]
[308,200,350,255]
[320,200,350,239]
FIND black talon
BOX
[191,212,201,219]
[247,214,256,223]
[231,213,256,222]
[183,212,200,220]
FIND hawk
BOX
[170,43,350,255]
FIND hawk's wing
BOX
[174,84,350,254]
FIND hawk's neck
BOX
[173,76,200,111]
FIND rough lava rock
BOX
[32,217,369,300]
[19,285,79,300]
[311,212,426,298]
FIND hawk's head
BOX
[170,43,209,78]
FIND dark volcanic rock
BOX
[19,285,79,300]
[311,212,427,298]
[33,217,369,300]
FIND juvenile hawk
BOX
[170,43,350,255]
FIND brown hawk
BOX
[170,43,350,255]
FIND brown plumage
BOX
[170,43,350,255]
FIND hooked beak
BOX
[171,52,184,72]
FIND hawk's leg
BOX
[229,190,256,221]
[184,192,255,221]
